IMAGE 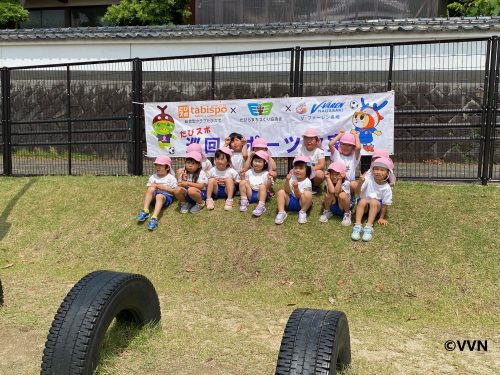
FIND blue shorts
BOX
[151,191,174,208]
[248,190,271,203]
[285,193,301,212]
[186,190,207,205]
[330,200,354,217]
[356,197,383,218]
[213,185,235,199]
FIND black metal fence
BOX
[1,37,499,183]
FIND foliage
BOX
[448,0,500,16]
[0,0,28,28]
[103,0,191,26]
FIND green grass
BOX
[0,176,499,374]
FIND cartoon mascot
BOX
[351,98,388,152]
[151,105,176,154]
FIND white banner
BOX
[144,91,394,157]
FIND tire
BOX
[40,270,161,375]
[0,278,3,306]
[275,308,351,375]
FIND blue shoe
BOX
[362,225,373,241]
[147,218,158,231]
[136,210,150,222]
[351,224,362,241]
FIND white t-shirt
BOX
[288,175,312,198]
[202,159,212,172]
[245,169,269,191]
[332,151,361,181]
[181,170,208,187]
[147,173,178,194]
[296,146,325,165]
[231,151,244,172]
[207,167,240,182]
[360,174,392,205]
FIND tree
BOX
[0,0,29,28]
[448,0,500,16]
[103,0,191,26]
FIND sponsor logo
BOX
[310,101,344,114]
[248,102,273,116]
[296,103,307,114]
[178,105,227,118]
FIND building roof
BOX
[1,17,500,41]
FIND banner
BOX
[144,91,394,157]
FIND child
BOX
[174,151,208,214]
[296,128,325,190]
[241,137,277,196]
[351,157,393,242]
[275,155,313,225]
[367,148,396,187]
[319,161,353,226]
[176,142,212,180]
[136,155,178,231]
[223,132,248,173]
[206,146,240,211]
[239,150,271,217]
[328,130,361,193]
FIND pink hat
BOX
[371,157,393,171]
[340,133,356,146]
[302,128,319,138]
[328,161,346,174]
[252,137,268,149]
[217,146,233,157]
[293,155,311,165]
[254,150,269,162]
[154,155,172,167]
[372,148,390,159]
[185,151,202,163]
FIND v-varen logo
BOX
[310,101,344,114]
[444,340,488,352]
[248,102,273,116]
[178,105,227,119]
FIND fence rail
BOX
[1,38,499,183]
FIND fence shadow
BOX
[0,178,37,241]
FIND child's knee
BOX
[187,187,199,195]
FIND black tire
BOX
[0,278,3,306]
[275,308,351,375]
[41,270,161,375]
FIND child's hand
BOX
[291,180,299,188]
[377,218,388,226]
[224,136,231,146]
[286,172,292,180]
[181,171,188,181]
[151,182,158,189]
[178,181,188,188]
[350,129,359,136]
[217,178,225,186]
[241,137,247,146]
[324,171,330,178]
[269,170,277,178]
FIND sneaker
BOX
[362,225,374,241]
[239,199,250,212]
[136,210,150,222]
[298,210,308,224]
[351,224,363,241]
[190,202,205,214]
[206,198,215,210]
[275,212,288,225]
[224,198,234,211]
[252,204,266,217]
[147,218,158,231]
[180,202,192,214]
[319,209,333,223]
[341,212,352,226]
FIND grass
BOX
[0,176,499,374]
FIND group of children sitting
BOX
[136,129,395,241]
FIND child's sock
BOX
[143,209,150,213]
[151,215,157,219]
[258,200,265,206]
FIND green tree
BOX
[103,0,191,26]
[0,0,29,28]
[448,0,500,16]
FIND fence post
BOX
[482,36,498,185]
[66,65,72,175]
[488,37,500,181]
[1,68,12,175]
[132,58,143,176]
[289,46,302,170]
[211,55,216,100]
